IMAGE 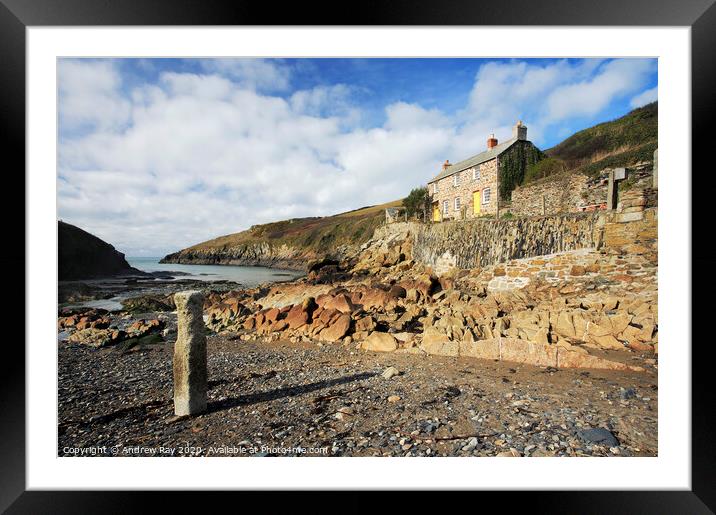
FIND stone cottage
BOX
[427,121,543,221]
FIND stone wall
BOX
[509,173,606,216]
[509,163,655,217]
[412,212,602,272]
[374,201,657,275]
[602,189,658,256]
[429,158,499,220]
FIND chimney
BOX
[513,120,527,141]
[442,159,451,171]
[487,133,498,149]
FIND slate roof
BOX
[429,137,518,183]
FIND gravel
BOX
[58,332,658,457]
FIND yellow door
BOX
[473,190,481,215]
[433,204,441,222]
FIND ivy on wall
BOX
[498,142,545,201]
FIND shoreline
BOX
[158,256,309,273]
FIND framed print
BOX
[3,0,714,511]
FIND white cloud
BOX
[197,58,291,92]
[58,59,131,132]
[58,58,657,256]
[630,86,658,108]
[462,58,654,145]
[546,59,656,121]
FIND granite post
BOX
[173,290,207,416]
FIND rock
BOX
[499,338,558,367]
[557,348,644,371]
[307,258,339,274]
[620,387,637,400]
[359,288,394,310]
[578,428,619,447]
[264,308,280,323]
[555,311,576,338]
[496,448,521,457]
[286,304,310,330]
[128,318,165,337]
[459,339,499,360]
[324,293,356,314]
[570,265,586,276]
[302,297,318,313]
[419,327,458,357]
[67,328,120,347]
[319,313,352,342]
[387,395,401,403]
[381,366,400,380]
[121,294,175,313]
[462,437,479,452]
[361,332,398,352]
[388,285,407,299]
[355,315,377,333]
[589,334,624,350]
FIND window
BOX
[473,168,481,181]
[443,200,449,215]
[453,173,459,187]
[482,187,491,204]
[454,197,460,211]
[433,182,439,194]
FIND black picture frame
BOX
[3,0,713,511]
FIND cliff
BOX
[58,221,144,280]
[160,200,402,270]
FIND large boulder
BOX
[319,313,352,342]
[68,328,124,347]
[361,332,398,352]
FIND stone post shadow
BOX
[173,290,207,416]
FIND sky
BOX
[58,57,657,256]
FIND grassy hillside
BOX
[524,102,657,184]
[178,199,402,255]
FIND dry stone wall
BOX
[412,213,601,272]
[509,164,655,217]
[510,173,603,216]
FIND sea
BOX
[127,257,303,285]
[65,258,303,312]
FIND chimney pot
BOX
[487,134,498,149]
[442,159,451,171]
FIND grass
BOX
[180,200,401,255]
[522,102,657,185]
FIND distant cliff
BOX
[160,201,401,271]
[58,221,144,280]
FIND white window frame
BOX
[443,200,449,215]
[453,173,459,187]
[482,187,491,204]
[454,197,460,211]
[473,168,480,181]
[433,182,438,194]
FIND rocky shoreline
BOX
[160,242,324,272]
[58,223,658,457]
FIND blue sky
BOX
[58,57,657,256]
